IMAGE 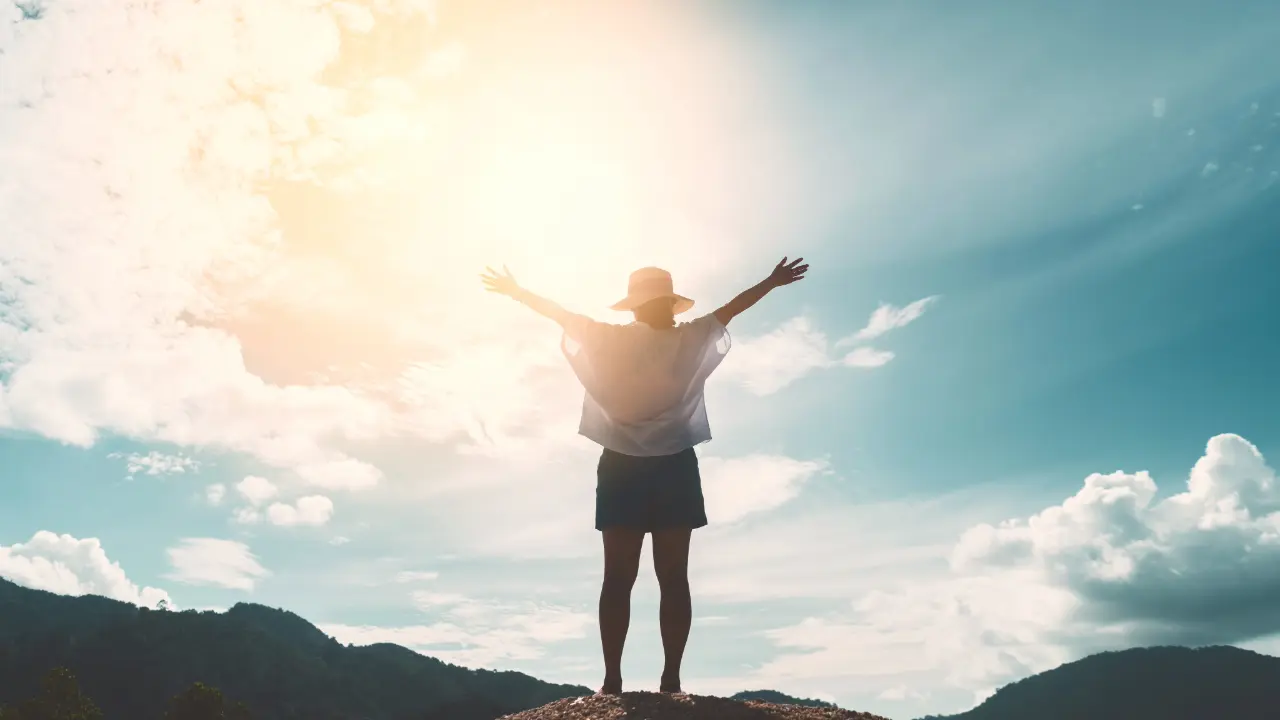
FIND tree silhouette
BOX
[2,667,102,720]
[164,682,251,720]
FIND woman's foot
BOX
[599,676,623,695]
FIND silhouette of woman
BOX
[481,257,809,695]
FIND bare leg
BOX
[599,528,644,694]
[652,528,693,693]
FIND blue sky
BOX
[2,0,1280,717]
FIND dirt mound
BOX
[498,691,890,720]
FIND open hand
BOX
[767,257,808,288]
[481,265,521,297]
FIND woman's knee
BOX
[602,566,639,594]
[655,565,690,591]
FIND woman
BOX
[481,257,809,695]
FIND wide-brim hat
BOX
[610,267,694,314]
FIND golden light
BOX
[230,0,789,423]
[326,1,763,309]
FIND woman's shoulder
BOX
[677,313,726,332]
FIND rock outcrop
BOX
[499,691,889,720]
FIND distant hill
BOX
[730,689,839,708]
[920,645,1280,720]
[0,577,839,719]
[0,577,591,719]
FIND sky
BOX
[2,0,1280,717]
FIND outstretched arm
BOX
[713,257,809,327]
[481,265,578,327]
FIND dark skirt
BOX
[595,447,709,532]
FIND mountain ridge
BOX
[0,577,846,719]
[916,644,1280,720]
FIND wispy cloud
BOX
[716,317,834,395]
[717,299,936,395]
[842,347,896,368]
[395,571,441,584]
[166,539,270,592]
[322,592,593,667]
[205,483,227,506]
[701,455,829,524]
[845,296,940,343]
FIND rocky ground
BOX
[498,692,890,720]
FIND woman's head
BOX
[633,296,677,328]
[610,267,694,327]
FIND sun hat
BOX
[609,267,694,314]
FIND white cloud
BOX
[951,433,1280,639]
[0,0,410,495]
[879,684,928,702]
[295,458,382,491]
[751,434,1280,707]
[717,311,919,396]
[701,455,828,524]
[421,41,466,78]
[716,317,833,395]
[232,507,262,525]
[842,347,895,368]
[0,0,792,478]
[396,570,441,583]
[329,536,351,546]
[1202,161,1220,177]
[166,538,269,591]
[714,301,934,393]
[848,296,939,342]
[0,531,171,608]
[1152,97,1167,119]
[205,483,226,506]
[267,495,335,527]
[236,475,278,506]
[110,450,199,479]
[322,593,593,667]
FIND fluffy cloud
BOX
[266,495,335,527]
[236,476,279,506]
[754,433,1280,705]
[953,433,1280,643]
[166,538,269,591]
[0,0,406,497]
[0,531,171,608]
[0,0,794,481]
[322,592,593,667]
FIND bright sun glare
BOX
[305,2,763,318]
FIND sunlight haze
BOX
[3,0,1280,717]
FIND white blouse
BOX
[561,313,731,457]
